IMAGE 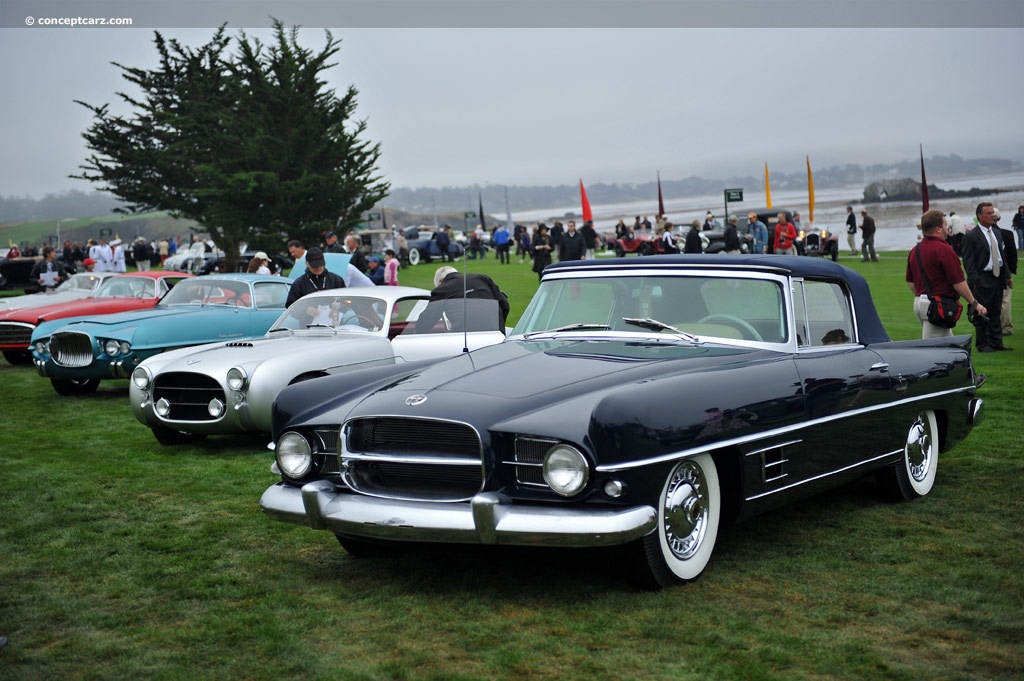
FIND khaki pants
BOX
[847,233,857,254]
[913,296,954,339]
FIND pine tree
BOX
[74,21,389,269]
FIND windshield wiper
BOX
[623,317,699,342]
[305,323,334,330]
[523,323,611,340]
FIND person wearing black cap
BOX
[285,247,345,307]
[324,231,345,253]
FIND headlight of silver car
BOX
[276,431,313,478]
[131,366,151,389]
[542,444,590,497]
[226,366,247,391]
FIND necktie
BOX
[986,228,1000,277]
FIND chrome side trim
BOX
[743,450,900,502]
[596,385,975,473]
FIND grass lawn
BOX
[1,251,1022,680]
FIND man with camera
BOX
[905,210,984,339]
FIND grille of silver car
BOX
[341,417,483,501]
[153,372,226,421]
[0,322,33,346]
[50,331,95,368]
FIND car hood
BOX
[18,297,156,323]
[33,305,248,344]
[341,338,766,418]
[149,331,392,373]
[0,290,92,311]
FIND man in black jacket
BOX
[415,265,510,333]
[962,202,1012,351]
[285,247,345,308]
[559,221,585,261]
[684,220,704,254]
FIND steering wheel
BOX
[356,314,379,330]
[696,314,763,341]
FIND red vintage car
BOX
[0,270,193,365]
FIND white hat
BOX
[254,251,269,260]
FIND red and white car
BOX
[0,270,193,365]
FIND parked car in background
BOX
[0,271,116,311]
[31,273,289,395]
[403,226,465,266]
[0,271,192,365]
[163,240,224,274]
[0,253,80,293]
[129,286,506,444]
[260,255,982,588]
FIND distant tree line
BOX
[3,155,1019,227]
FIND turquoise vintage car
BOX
[31,273,290,395]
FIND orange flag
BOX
[579,179,593,223]
[764,163,772,209]
[806,156,815,224]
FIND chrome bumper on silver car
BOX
[260,481,657,548]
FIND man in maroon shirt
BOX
[906,210,985,338]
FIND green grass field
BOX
[1,252,1022,680]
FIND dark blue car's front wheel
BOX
[634,453,721,588]
[51,377,100,396]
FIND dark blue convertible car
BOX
[260,255,983,587]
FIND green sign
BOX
[99,228,113,237]
[724,188,743,202]
[367,212,381,220]
[464,211,477,219]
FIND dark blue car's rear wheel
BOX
[634,454,721,588]
[878,410,938,501]
[408,248,423,266]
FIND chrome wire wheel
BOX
[634,453,721,587]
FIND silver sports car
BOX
[129,285,506,444]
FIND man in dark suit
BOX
[961,202,1012,351]
[415,265,510,333]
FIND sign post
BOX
[723,188,744,228]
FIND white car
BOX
[129,285,506,444]
[0,272,117,311]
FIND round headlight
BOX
[34,341,49,355]
[542,444,590,497]
[104,339,120,356]
[119,341,131,355]
[207,398,225,418]
[154,397,171,417]
[132,366,151,389]
[226,367,247,391]
[276,431,313,478]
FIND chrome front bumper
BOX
[260,481,657,548]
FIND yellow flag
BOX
[765,163,772,209]
[806,155,815,223]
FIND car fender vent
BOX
[225,341,253,347]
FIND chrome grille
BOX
[50,331,95,368]
[152,372,226,421]
[512,437,555,488]
[0,322,33,346]
[342,417,482,501]
[314,428,340,474]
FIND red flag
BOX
[657,171,665,218]
[920,144,930,212]
[579,179,593,223]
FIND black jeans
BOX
[969,273,1005,349]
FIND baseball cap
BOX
[306,247,325,266]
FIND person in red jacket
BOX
[773,213,798,255]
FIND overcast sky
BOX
[1,1,1022,200]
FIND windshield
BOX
[94,276,156,298]
[65,274,107,292]
[160,279,252,307]
[512,273,788,344]
[272,294,390,332]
